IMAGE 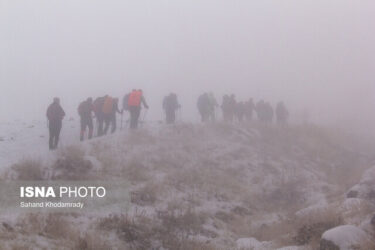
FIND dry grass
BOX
[292,205,343,248]
[74,233,115,250]
[130,180,167,206]
[10,158,47,181]
[16,212,78,240]
[52,145,93,180]
[121,157,151,183]
[98,213,153,249]
[97,208,212,250]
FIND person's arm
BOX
[60,106,66,119]
[46,106,51,120]
[116,103,122,114]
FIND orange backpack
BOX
[102,96,113,114]
[128,91,142,107]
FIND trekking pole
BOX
[141,109,148,127]
[142,109,148,122]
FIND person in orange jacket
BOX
[127,89,149,129]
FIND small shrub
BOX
[11,159,47,181]
[52,145,92,180]
[131,182,162,206]
[122,158,150,183]
[98,213,152,249]
[293,207,343,247]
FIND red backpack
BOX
[128,91,142,107]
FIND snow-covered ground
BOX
[0,119,78,169]
[0,120,374,249]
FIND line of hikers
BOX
[197,93,289,124]
[46,91,288,150]
[46,89,149,150]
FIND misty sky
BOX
[1,1,374,130]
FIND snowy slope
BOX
[0,121,374,249]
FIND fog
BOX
[1,0,374,132]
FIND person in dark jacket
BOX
[163,93,180,124]
[264,102,274,123]
[78,97,94,141]
[93,96,105,136]
[46,97,65,150]
[276,101,289,125]
[228,94,237,122]
[256,100,266,122]
[221,95,230,122]
[245,98,255,122]
[104,98,122,134]
[236,101,246,122]
[197,93,210,122]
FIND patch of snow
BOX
[236,237,273,250]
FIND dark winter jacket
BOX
[47,102,65,122]
[78,101,93,118]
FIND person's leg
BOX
[54,121,62,149]
[80,117,86,141]
[88,118,93,139]
[49,123,54,150]
[111,114,117,133]
[171,110,176,123]
[97,115,104,136]
[103,115,110,135]
[133,107,141,129]
[166,109,172,124]
[129,107,136,129]
[166,110,170,124]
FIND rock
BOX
[346,190,358,198]
[347,166,375,201]
[320,225,369,250]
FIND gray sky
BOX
[1,0,374,130]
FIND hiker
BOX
[102,95,114,135]
[236,101,246,122]
[245,98,255,121]
[264,102,274,123]
[208,92,218,122]
[107,98,122,133]
[127,89,149,129]
[46,97,65,150]
[122,92,130,113]
[197,93,210,122]
[228,94,237,122]
[276,102,289,125]
[78,97,94,141]
[163,93,180,124]
[221,95,230,122]
[93,96,106,136]
[255,100,266,122]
